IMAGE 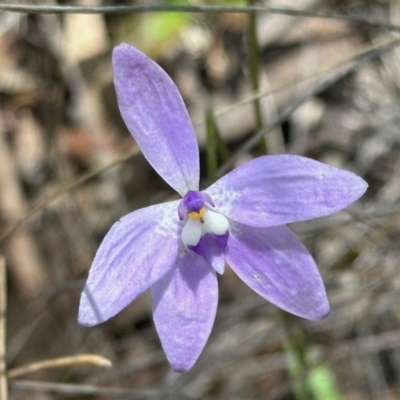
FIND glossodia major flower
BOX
[78,43,368,373]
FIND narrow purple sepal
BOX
[189,232,228,274]
[226,222,329,320]
[152,250,218,373]
[112,44,199,195]
[78,201,180,326]
[206,155,368,227]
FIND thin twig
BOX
[0,146,139,244]
[0,256,7,400]
[7,354,112,379]
[218,35,400,175]
[0,2,398,33]
[206,35,400,124]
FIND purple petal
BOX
[152,250,218,373]
[188,232,228,274]
[225,222,329,320]
[205,155,368,227]
[79,200,180,326]
[113,44,199,195]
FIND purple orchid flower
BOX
[78,43,368,373]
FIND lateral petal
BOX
[113,44,199,195]
[205,155,367,227]
[226,222,329,320]
[79,200,180,326]
[152,249,218,373]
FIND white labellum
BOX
[181,209,229,247]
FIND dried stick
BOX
[0,2,400,36]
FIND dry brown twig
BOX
[0,1,400,36]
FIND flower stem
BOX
[206,108,231,183]
[281,312,315,400]
[247,1,268,155]
[206,108,219,182]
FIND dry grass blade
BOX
[7,354,112,379]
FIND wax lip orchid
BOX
[78,43,368,373]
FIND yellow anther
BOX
[188,207,206,220]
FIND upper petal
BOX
[113,44,199,196]
[205,155,368,227]
[225,222,329,320]
[79,200,180,326]
[152,249,218,373]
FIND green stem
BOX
[247,2,268,154]
[281,312,315,400]
[206,108,231,182]
[206,108,218,182]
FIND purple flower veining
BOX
[78,44,368,373]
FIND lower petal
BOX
[79,200,180,326]
[188,232,228,274]
[225,223,329,320]
[152,249,218,373]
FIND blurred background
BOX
[1,0,400,399]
